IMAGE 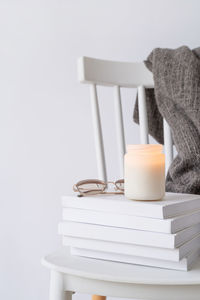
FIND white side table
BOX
[42,247,200,300]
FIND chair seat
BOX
[42,247,200,285]
[42,247,200,300]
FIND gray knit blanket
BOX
[133,46,200,194]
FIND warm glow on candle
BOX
[124,144,165,201]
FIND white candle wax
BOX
[124,144,165,201]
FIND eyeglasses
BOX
[73,179,124,197]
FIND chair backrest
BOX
[77,56,173,181]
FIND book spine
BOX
[62,207,171,233]
[71,247,189,271]
[62,236,181,261]
[58,221,175,248]
[62,197,164,218]
[175,223,200,247]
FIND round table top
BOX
[42,247,200,285]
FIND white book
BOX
[71,247,200,271]
[63,234,200,262]
[62,193,200,219]
[62,207,200,234]
[58,221,200,249]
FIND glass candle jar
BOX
[124,144,165,201]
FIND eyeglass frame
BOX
[73,179,124,197]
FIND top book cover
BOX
[62,192,200,219]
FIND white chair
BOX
[42,57,200,300]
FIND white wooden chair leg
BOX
[49,270,73,300]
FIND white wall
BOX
[0,0,200,299]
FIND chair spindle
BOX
[164,119,173,174]
[138,85,149,144]
[114,85,126,177]
[90,84,107,181]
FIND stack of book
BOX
[58,193,200,271]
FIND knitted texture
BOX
[133,46,200,194]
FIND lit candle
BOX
[124,144,165,201]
